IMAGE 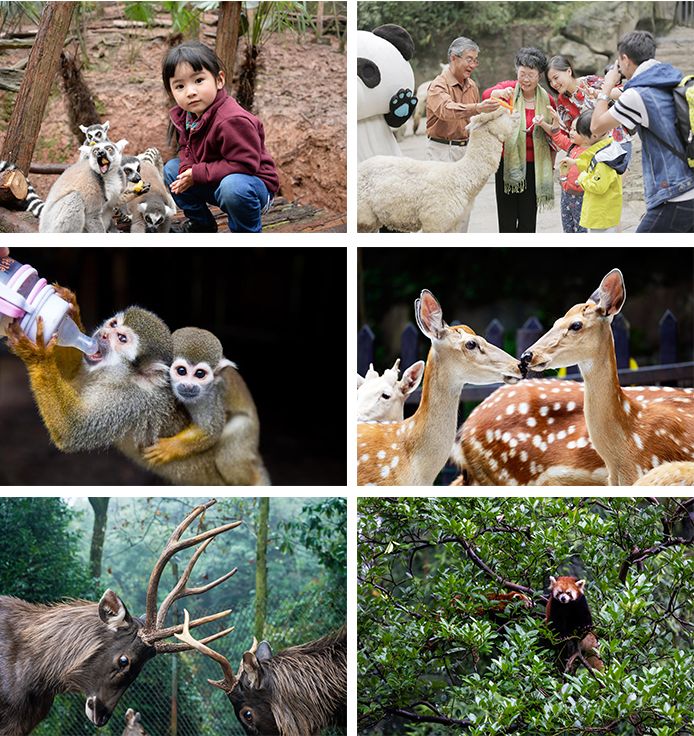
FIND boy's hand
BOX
[170,168,194,194]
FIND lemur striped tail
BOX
[0,160,44,217]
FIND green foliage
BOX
[240,1,315,48]
[356,1,566,55]
[0,497,91,601]
[358,498,694,734]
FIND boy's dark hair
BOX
[575,109,594,138]
[617,31,656,66]
[162,41,225,92]
[514,47,548,73]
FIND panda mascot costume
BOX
[357,24,417,162]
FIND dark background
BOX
[0,247,347,486]
[358,246,694,371]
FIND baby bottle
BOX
[0,256,98,355]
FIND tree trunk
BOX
[254,497,269,641]
[236,42,258,111]
[60,48,100,142]
[88,497,110,580]
[0,2,74,173]
[215,2,242,91]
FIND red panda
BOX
[545,576,604,671]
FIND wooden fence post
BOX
[215,1,242,90]
[485,318,504,348]
[0,2,74,173]
[357,325,375,377]
[516,316,544,358]
[611,313,630,369]
[659,310,677,365]
[400,322,419,370]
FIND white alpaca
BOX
[358,108,519,233]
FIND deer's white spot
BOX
[520,450,528,462]
[568,425,576,434]
[361,454,370,462]
[486,429,494,443]
[557,430,567,441]
[518,402,529,414]
[502,432,511,443]
[508,391,516,398]
[552,402,562,411]
[650,455,660,468]
[547,433,555,444]
[539,393,547,399]
[391,456,399,468]
[567,441,576,449]
[527,417,537,427]
[567,401,576,411]
[576,437,588,448]
[633,433,644,450]
[377,450,386,460]
[623,400,630,414]
[551,388,560,393]
[509,438,518,448]
[501,452,508,463]
[539,406,549,417]
[548,418,555,425]
[636,394,645,401]
[380,465,390,478]
[505,404,516,415]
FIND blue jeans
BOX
[164,158,271,233]
[636,197,694,233]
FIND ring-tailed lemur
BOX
[0,160,45,217]
[39,140,132,232]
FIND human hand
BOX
[491,87,513,101]
[603,60,622,91]
[170,168,194,194]
[478,98,500,113]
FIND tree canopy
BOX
[358,497,694,735]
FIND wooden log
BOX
[215,2,242,89]
[0,169,29,206]
[1,2,75,173]
[29,163,69,175]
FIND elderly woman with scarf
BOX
[483,47,556,232]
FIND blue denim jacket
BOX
[623,63,694,209]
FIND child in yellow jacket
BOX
[573,109,629,232]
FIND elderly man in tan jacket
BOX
[426,36,499,231]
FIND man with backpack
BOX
[591,30,694,232]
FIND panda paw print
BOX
[384,88,417,128]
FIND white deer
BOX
[357,359,425,422]
[357,290,522,486]
[521,269,694,485]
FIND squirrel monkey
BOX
[7,290,187,458]
[143,327,270,486]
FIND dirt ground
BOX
[0,4,346,215]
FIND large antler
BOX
[139,499,241,653]
[175,609,238,694]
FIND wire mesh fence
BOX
[33,584,346,736]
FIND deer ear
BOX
[400,360,425,395]
[256,640,273,662]
[415,290,446,340]
[98,589,132,630]
[590,269,625,318]
[242,651,263,688]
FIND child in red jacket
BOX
[163,42,279,233]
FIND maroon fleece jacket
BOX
[170,89,279,194]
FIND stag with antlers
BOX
[175,610,347,736]
[0,499,239,736]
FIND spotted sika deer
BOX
[357,358,425,422]
[0,500,240,736]
[452,378,691,485]
[175,610,347,736]
[521,269,694,485]
[357,290,522,485]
